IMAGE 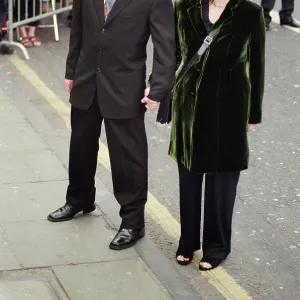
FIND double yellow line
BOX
[10,55,252,300]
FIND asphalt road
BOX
[1,5,300,299]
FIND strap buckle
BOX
[204,36,213,45]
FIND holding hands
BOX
[141,88,159,111]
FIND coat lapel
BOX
[187,0,241,36]
[104,0,134,26]
[93,0,105,25]
[187,0,205,37]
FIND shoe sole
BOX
[280,23,300,28]
[109,234,145,251]
[47,205,96,223]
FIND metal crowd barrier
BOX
[1,0,73,60]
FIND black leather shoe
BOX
[109,228,145,250]
[280,18,300,28]
[47,203,96,222]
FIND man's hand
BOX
[248,124,256,132]
[64,79,73,94]
[141,88,159,111]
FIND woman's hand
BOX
[248,124,256,132]
[141,88,159,111]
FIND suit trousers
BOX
[178,164,240,260]
[261,0,294,24]
[66,99,148,229]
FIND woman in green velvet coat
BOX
[170,0,265,270]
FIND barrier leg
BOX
[6,2,30,60]
[52,0,59,41]
[0,40,30,60]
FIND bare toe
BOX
[199,262,212,269]
[177,255,190,262]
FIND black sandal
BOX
[176,239,194,266]
[176,254,193,266]
[199,257,224,271]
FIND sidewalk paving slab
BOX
[53,260,173,300]
[0,269,70,300]
[1,218,136,269]
[0,95,67,184]
[0,93,26,124]
[0,122,47,153]
[0,230,21,271]
[0,181,69,222]
[0,279,60,300]
[0,149,67,184]
[0,94,48,152]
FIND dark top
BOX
[202,0,214,32]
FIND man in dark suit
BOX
[47,0,176,250]
[261,0,300,30]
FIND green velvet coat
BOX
[169,0,266,173]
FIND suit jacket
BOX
[169,0,266,173]
[66,0,176,119]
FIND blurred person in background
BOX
[67,12,72,27]
[66,0,72,26]
[170,0,265,271]
[0,0,13,54]
[261,0,300,30]
[14,0,41,47]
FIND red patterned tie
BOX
[104,0,115,20]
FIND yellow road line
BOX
[10,54,252,300]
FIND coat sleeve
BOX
[148,0,176,102]
[65,0,82,80]
[175,2,182,72]
[248,7,266,124]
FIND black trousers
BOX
[14,0,40,27]
[261,0,294,25]
[178,164,240,260]
[66,100,148,229]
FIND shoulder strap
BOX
[175,28,219,87]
